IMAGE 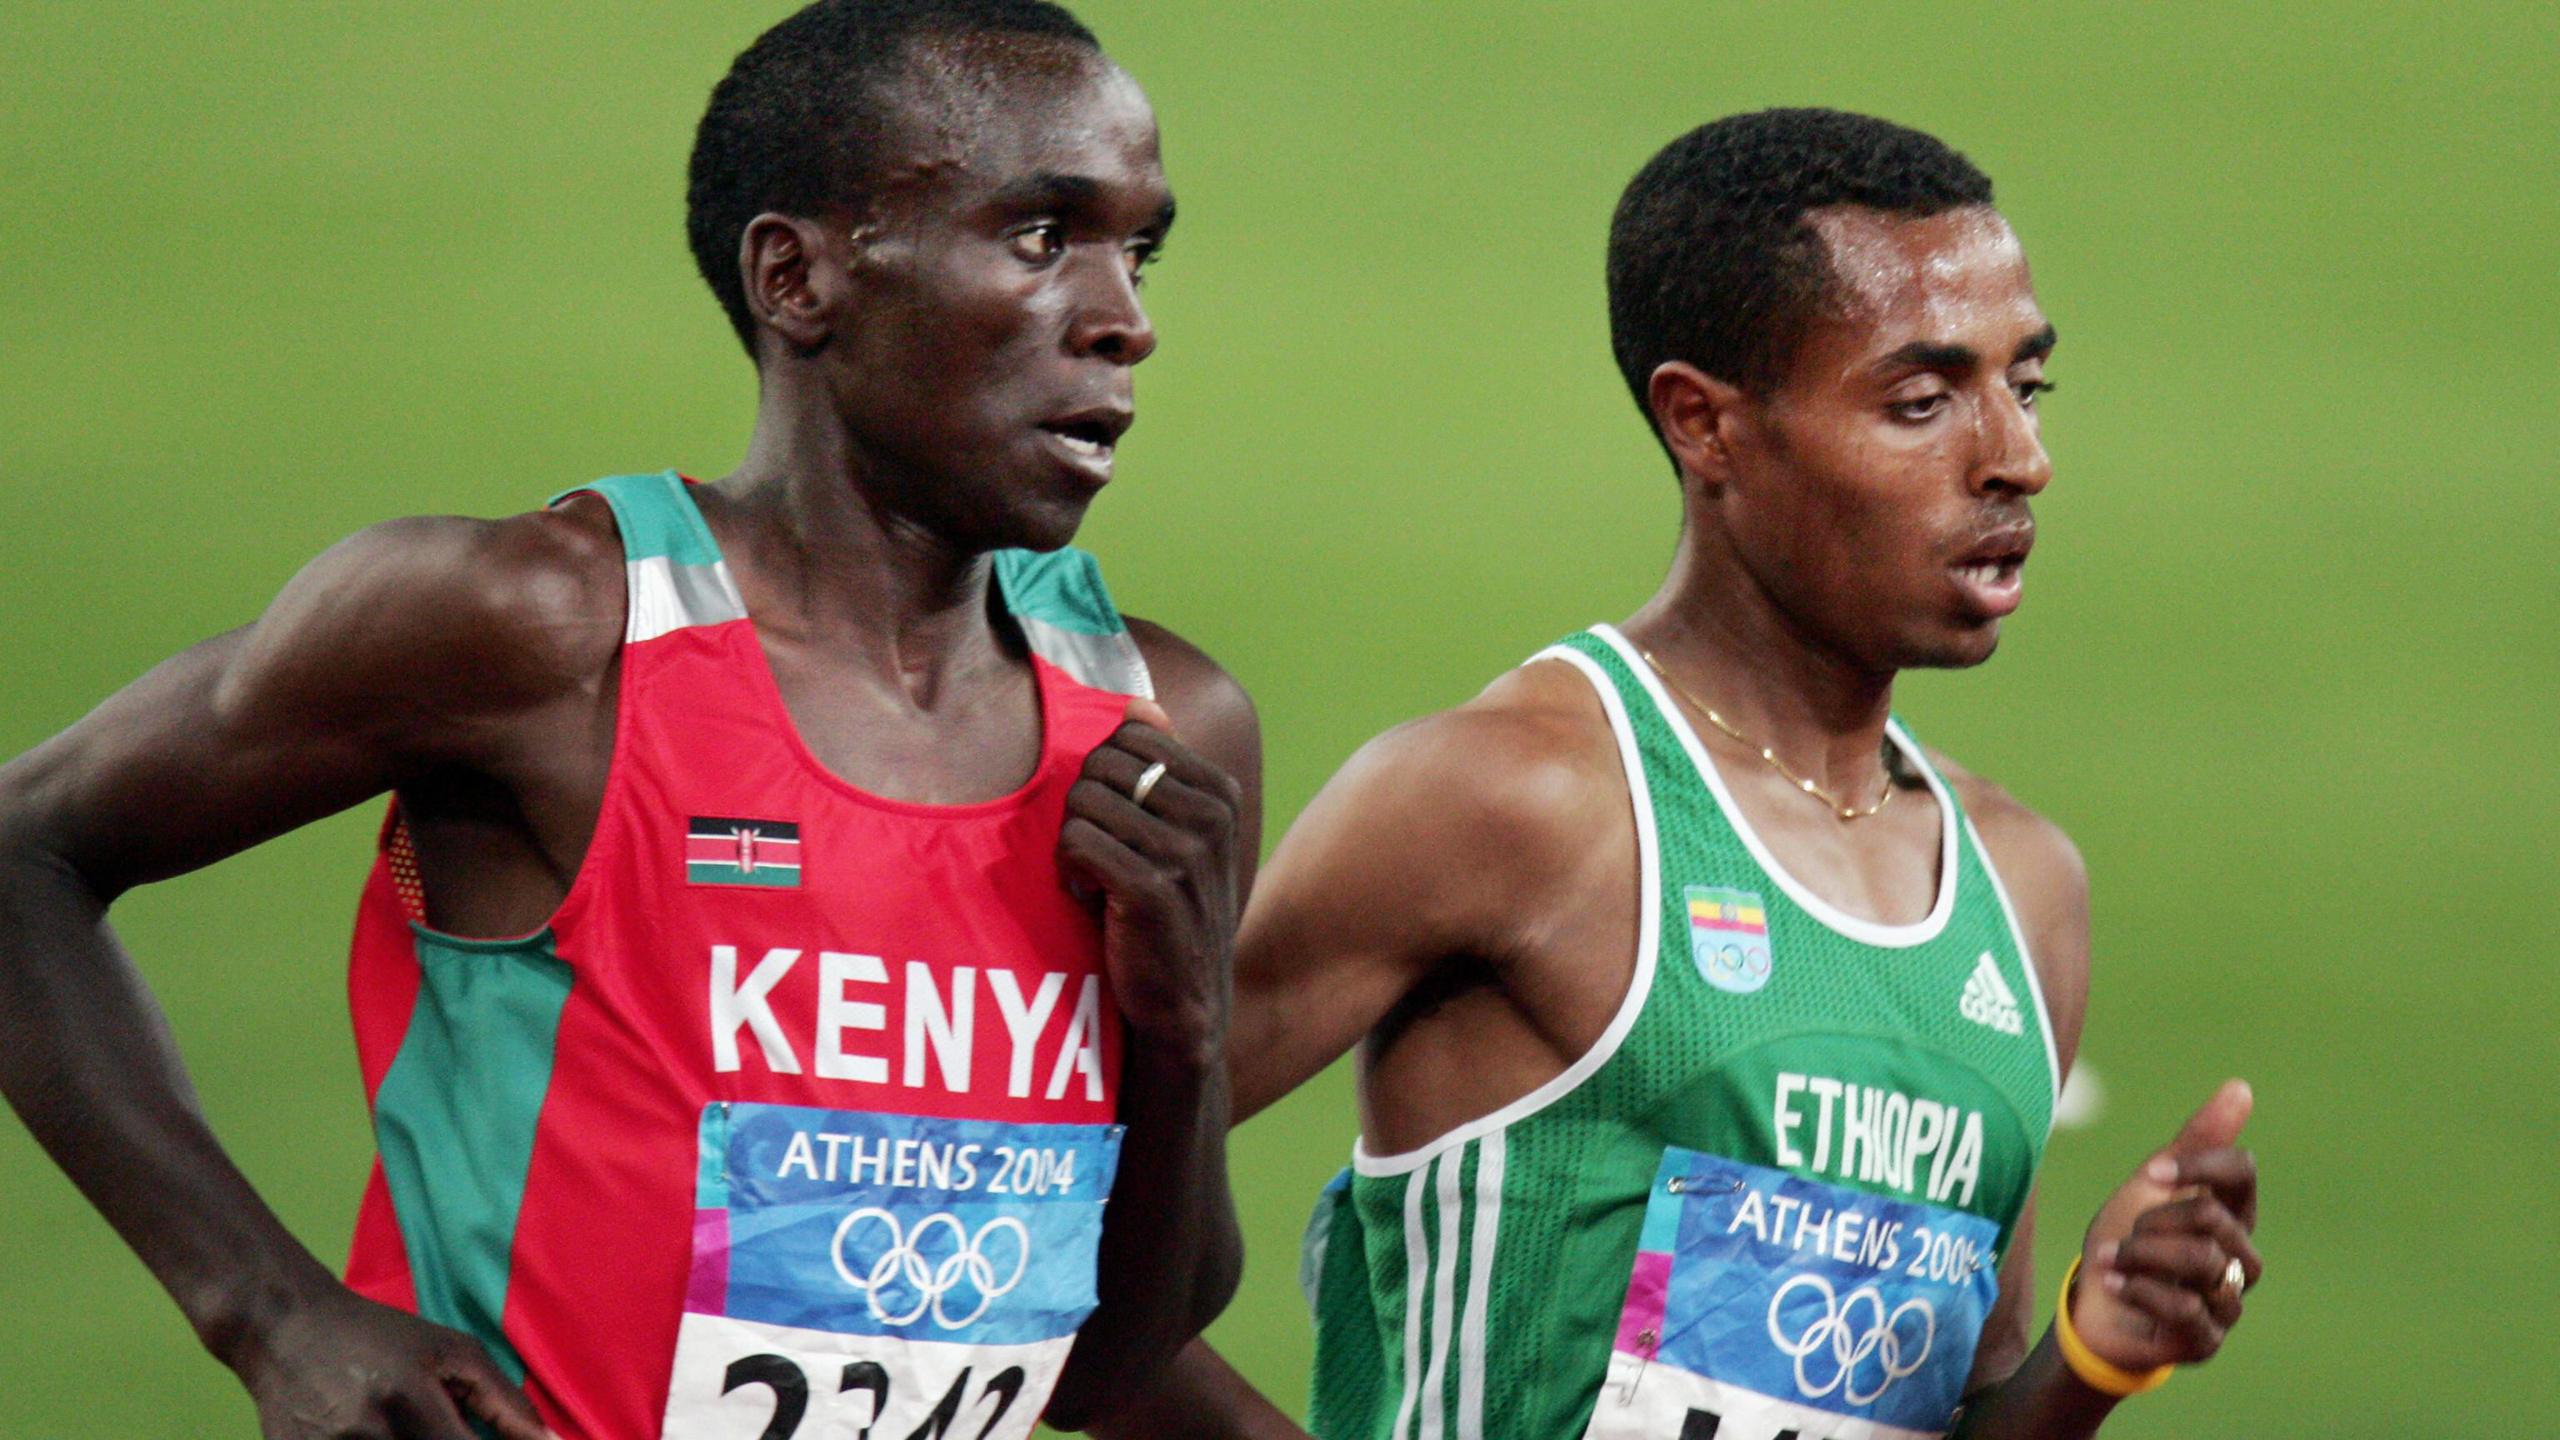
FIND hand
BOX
[2068,1078,2262,1373]
[1058,697,1244,1043]
[232,1280,553,1440]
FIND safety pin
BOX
[1616,1327,1660,1405]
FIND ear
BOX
[738,212,841,357]
[1646,361,1748,491]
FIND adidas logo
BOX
[1958,951,2024,1036]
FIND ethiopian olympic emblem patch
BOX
[1687,885,1773,994]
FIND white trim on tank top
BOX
[1962,814,2065,1113]
[1589,623,1959,948]
[1353,643,1663,1178]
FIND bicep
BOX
[2016,841,2090,1079]
[3,624,402,896]
[1225,761,1461,1123]
[1225,688,1615,1126]
[1,514,596,898]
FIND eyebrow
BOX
[986,172,1177,234]
[1872,322,2060,376]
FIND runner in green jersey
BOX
[1098,110,2263,1440]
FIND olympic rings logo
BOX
[1696,937,1774,994]
[1765,1276,1935,1406]
[1707,944,1770,981]
[829,1209,1031,1330]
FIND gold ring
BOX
[2217,1256,2246,1303]
[1130,760,1169,810]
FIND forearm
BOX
[0,831,333,1368]
[1090,1339,1310,1440]
[1952,1329,2119,1440]
[1045,1026,1242,1430]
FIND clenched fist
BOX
[2067,1079,2263,1373]
[233,1279,554,1440]
[1057,697,1244,1043]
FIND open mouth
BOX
[1951,527,2034,615]
[1954,554,2025,589]
[1037,407,1132,482]
[1042,418,1119,461]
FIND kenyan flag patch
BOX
[686,816,802,888]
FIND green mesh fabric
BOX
[1308,627,2056,1440]
[1307,1171,1388,1437]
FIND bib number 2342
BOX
[659,1104,1123,1440]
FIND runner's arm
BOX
[1944,774,2262,1437]
[1043,621,1262,1428]
[1093,683,1620,1438]
[0,514,611,1439]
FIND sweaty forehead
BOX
[1805,205,2039,348]
[867,32,1159,193]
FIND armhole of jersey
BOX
[994,547,1154,698]
[1350,641,1662,1177]
[382,804,428,925]
[1964,813,2065,1117]
[391,475,682,947]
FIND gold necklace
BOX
[1640,649,1896,822]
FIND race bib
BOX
[1582,1150,1999,1440]
[660,1103,1123,1440]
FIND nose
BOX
[1067,252,1157,366]
[1972,385,2052,497]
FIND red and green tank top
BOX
[340,472,1152,1439]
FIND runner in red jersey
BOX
[342,473,1174,1436]
[0,4,1256,1438]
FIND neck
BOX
[707,374,1011,704]
[1622,518,1899,802]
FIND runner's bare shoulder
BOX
[1123,614,1259,784]
[1923,750,2084,914]
[1298,656,1632,916]
[221,496,627,762]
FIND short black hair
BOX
[1606,108,1994,419]
[687,0,1101,355]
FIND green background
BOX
[3,3,2552,1435]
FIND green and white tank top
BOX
[1305,625,2059,1440]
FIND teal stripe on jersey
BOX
[695,1105,731,1211]
[370,928,574,1383]
[557,473,749,641]
[995,547,1127,635]
[995,547,1154,697]
[549,476,1148,685]
[550,471,721,566]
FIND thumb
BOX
[2150,1077,2253,1173]
[1124,695,1176,735]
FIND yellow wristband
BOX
[2055,1257,2174,1397]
